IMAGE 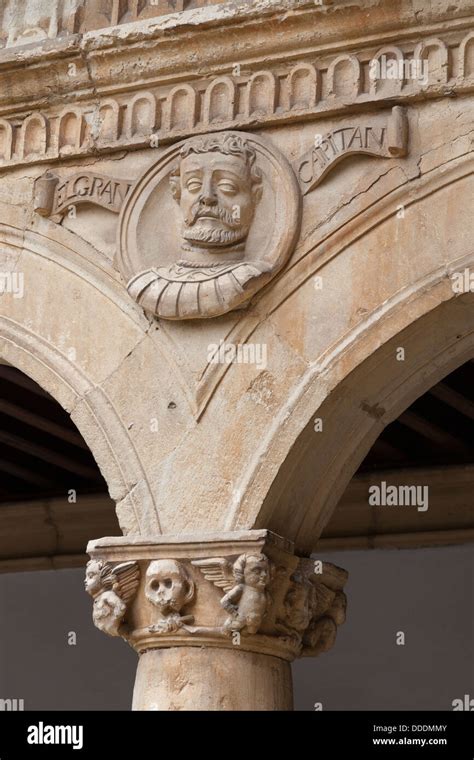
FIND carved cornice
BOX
[0,0,322,49]
[0,5,472,172]
[87,530,348,660]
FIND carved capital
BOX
[86,531,348,661]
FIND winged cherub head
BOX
[84,559,104,597]
[233,553,270,590]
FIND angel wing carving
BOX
[191,557,235,594]
[100,560,140,603]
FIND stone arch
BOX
[327,54,361,98]
[124,92,158,139]
[369,46,404,96]
[287,63,318,110]
[96,99,120,143]
[58,108,85,153]
[0,118,13,161]
[458,31,474,80]
[0,209,160,537]
[164,85,198,132]
[18,113,48,159]
[238,293,474,554]
[414,38,449,86]
[246,71,278,117]
[203,77,236,124]
[220,156,474,554]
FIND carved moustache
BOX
[186,202,241,229]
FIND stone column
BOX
[85,530,348,711]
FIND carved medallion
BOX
[117,130,301,320]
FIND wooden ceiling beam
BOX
[398,410,469,451]
[369,438,406,461]
[0,399,87,449]
[0,431,98,479]
[429,382,474,422]
[0,458,54,488]
[0,366,51,399]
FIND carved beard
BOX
[182,203,250,247]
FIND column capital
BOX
[86,530,348,662]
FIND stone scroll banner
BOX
[34,171,133,217]
[295,106,408,195]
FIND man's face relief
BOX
[176,151,258,248]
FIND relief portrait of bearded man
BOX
[127,133,272,320]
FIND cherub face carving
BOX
[84,559,103,597]
[233,554,270,590]
[169,133,262,252]
[284,575,313,632]
[244,556,270,590]
[145,559,195,615]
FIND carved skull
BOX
[145,559,195,615]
